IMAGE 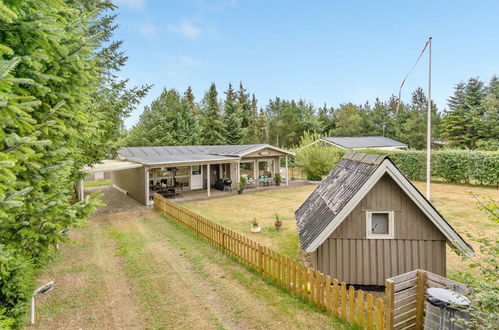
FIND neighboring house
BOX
[81,144,294,205]
[309,136,407,150]
[295,152,473,286]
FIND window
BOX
[366,211,394,239]
[192,165,201,175]
[240,161,254,179]
[258,159,274,178]
[176,166,189,177]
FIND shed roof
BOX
[295,152,473,255]
[118,144,294,165]
[322,136,407,149]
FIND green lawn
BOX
[184,182,499,273]
[31,208,349,329]
[83,179,112,187]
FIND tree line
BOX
[125,76,498,150]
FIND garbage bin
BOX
[424,287,470,330]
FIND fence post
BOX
[415,270,426,329]
[385,279,394,330]
[258,244,263,273]
[221,227,226,252]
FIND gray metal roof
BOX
[295,152,388,251]
[322,136,407,149]
[118,144,293,165]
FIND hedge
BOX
[296,149,499,186]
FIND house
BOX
[295,152,473,286]
[309,136,407,150]
[81,144,294,205]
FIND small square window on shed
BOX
[366,211,394,239]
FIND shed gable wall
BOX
[330,173,446,240]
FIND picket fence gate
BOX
[154,193,388,329]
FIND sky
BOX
[113,0,499,128]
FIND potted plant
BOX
[274,173,282,186]
[250,217,261,233]
[238,176,247,194]
[274,214,283,230]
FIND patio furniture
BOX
[246,178,257,189]
[173,185,183,198]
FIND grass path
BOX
[30,209,348,329]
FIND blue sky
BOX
[113,0,499,128]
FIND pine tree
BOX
[317,103,336,135]
[222,83,243,144]
[237,82,252,128]
[200,83,224,145]
[442,78,487,148]
[182,87,201,144]
[242,94,260,143]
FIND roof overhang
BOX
[236,144,295,157]
[304,159,474,256]
[319,138,408,149]
[143,158,239,167]
[82,159,143,173]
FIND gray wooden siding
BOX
[312,174,447,285]
[331,174,446,240]
[111,167,146,205]
[312,239,446,285]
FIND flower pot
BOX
[275,221,283,230]
[250,225,261,233]
[238,190,243,195]
[275,181,281,186]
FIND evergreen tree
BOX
[400,88,439,149]
[244,94,260,143]
[200,83,224,145]
[317,103,336,135]
[0,1,147,325]
[222,83,243,144]
[125,88,201,146]
[237,82,252,128]
[182,87,201,144]
[442,78,488,148]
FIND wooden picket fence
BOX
[154,193,386,329]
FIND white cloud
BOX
[138,24,157,37]
[114,0,146,10]
[168,20,215,40]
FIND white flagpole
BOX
[426,37,432,199]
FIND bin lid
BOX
[427,287,469,308]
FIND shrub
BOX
[294,144,498,186]
[294,133,343,180]
[451,196,499,329]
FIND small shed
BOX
[295,152,473,286]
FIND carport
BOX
[79,159,144,201]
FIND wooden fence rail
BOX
[154,193,386,329]
[385,269,468,330]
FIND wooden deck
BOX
[85,185,145,216]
